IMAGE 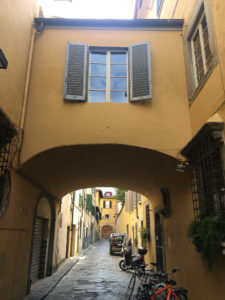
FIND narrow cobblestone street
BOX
[45,239,131,299]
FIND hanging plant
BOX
[187,215,224,271]
[139,227,148,248]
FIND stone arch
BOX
[21,144,181,201]
[28,192,56,286]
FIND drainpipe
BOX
[17,26,36,169]
[19,26,36,131]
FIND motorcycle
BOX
[119,246,147,271]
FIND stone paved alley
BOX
[45,240,130,299]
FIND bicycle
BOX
[133,267,188,300]
[126,266,147,300]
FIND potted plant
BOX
[187,214,224,271]
[139,227,148,248]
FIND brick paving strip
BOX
[23,249,91,300]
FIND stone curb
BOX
[23,256,80,300]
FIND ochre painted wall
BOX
[0,172,41,299]
[99,198,118,235]
[160,0,225,136]
[53,194,72,268]
[116,175,225,299]
[21,27,191,164]
[0,0,38,126]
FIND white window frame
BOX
[88,48,129,103]
[183,0,217,103]
[190,12,212,88]
[105,200,111,209]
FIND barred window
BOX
[0,110,16,219]
[191,13,213,87]
[182,123,225,222]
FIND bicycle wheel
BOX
[173,289,188,300]
[173,291,187,300]
[126,274,136,300]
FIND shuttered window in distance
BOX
[129,42,152,101]
[64,42,88,101]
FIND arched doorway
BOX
[29,193,55,284]
[101,225,113,239]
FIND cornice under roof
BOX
[34,18,184,31]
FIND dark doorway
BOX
[66,226,70,258]
[30,216,48,282]
[154,212,165,272]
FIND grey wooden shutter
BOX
[64,42,88,101]
[129,42,152,101]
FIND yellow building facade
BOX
[99,193,119,238]
[0,0,225,299]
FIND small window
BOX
[184,0,217,102]
[105,214,110,220]
[104,200,111,209]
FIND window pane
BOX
[111,77,127,90]
[90,77,106,89]
[89,91,106,103]
[201,15,207,32]
[90,64,106,76]
[193,30,204,83]
[111,65,127,76]
[90,52,106,63]
[111,52,127,64]
[111,91,127,103]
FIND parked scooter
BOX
[119,242,147,271]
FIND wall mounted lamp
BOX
[0,49,8,69]
[176,161,189,173]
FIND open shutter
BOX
[64,42,88,101]
[129,42,152,101]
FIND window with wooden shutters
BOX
[64,42,152,103]
[129,42,152,101]
[64,42,88,101]
[183,0,217,102]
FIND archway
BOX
[29,193,56,285]
[101,225,113,239]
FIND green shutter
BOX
[129,42,152,101]
[64,42,88,101]
[79,194,82,207]
[86,194,92,212]
[91,204,96,216]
